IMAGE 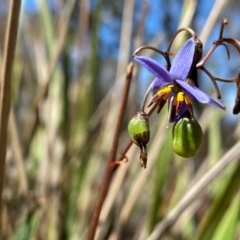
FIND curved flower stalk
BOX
[134,37,225,122]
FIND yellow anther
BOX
[176,92,184,102]
[156,85,172,101]
[184,94,194,118]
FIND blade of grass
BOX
[208,111,222,165]
[9,208,42,240]
[211,192,240,240]
[199,0,228,43]
[194,162,240,240]
[146,141,240,240]
[22,0,75,156]
[9,110,28,195]
[148,132,173,233]
[38,0,55,51]
[0,0,21,236]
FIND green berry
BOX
[128,111,150,168]
[172,117,203,158]
[128,111,150,147]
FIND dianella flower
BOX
[134,37,225,122]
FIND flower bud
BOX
[172,117,203,158]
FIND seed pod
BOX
[172,117,203,158]
[128,111,150,168]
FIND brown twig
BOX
[166,27,197,53]
[133,46,174,70]
[87,78,158,239]
[0,0,21,235]
[87,62,133,240]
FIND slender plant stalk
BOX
[87,62,133,240]
[0,0,21,235]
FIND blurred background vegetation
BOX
[0,0,240,239]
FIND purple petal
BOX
[170,38,196,80]
[134,55,173,84]
[176,80,226,110]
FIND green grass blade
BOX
[211,192,240,240]
[194,162,240,240]
[148,131,173,233]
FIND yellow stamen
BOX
[156,85,172,101]
[184,94,194,118]
[176,92,184,102]
[175,92,183,115]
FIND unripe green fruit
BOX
[128,111,150,168]
[172,117,203,158]
[128,111,150,147]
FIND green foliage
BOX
[211,193,240,240]
[195,162,240,240]
[9,210,42,240]
[148,130,172,233]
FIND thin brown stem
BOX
[133,46,165,57]
[199,66,222,99]
[167,27,197,53]
[133,46,174,69]
[220,43,230,60]
[196,44,218,68]
[0,0,21,235]
[201,66,240,83]
[140,83,153,112]
[87,62,133,240]
[197,37,240,69]
[219,17,228,40]
[199,64,240,99]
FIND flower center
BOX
[148,84,194,121]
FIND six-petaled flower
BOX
[134,37,226,122]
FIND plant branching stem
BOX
[87,62,133,240]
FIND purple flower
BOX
[134,38,225,122]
